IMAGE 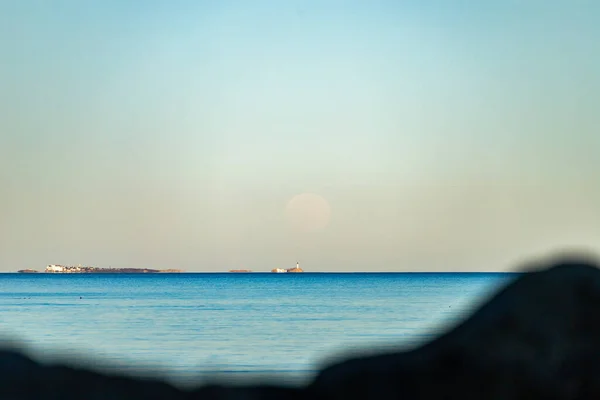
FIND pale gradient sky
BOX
[1,1,599,272]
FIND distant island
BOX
[271,262,304,273]
[227,262,305,273]
[17,265,184,274]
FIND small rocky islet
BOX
[271,262,304,273]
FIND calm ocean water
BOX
[0,273,516,387]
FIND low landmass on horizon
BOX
[17,265,184,274]
[17,263,306,274]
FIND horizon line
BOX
[2,271,523,274]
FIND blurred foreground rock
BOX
[2,254,600,399]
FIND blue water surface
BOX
[0,273,516,386]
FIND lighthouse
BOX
[285,261,303,273]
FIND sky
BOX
[1,1,599,272]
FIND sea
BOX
[0,273,516,388]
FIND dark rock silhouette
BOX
[2,253,600,399]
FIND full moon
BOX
[285,193,332,233]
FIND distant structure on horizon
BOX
[287,261,304,273]
[271,268,286,273]
[271,262,304,273]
